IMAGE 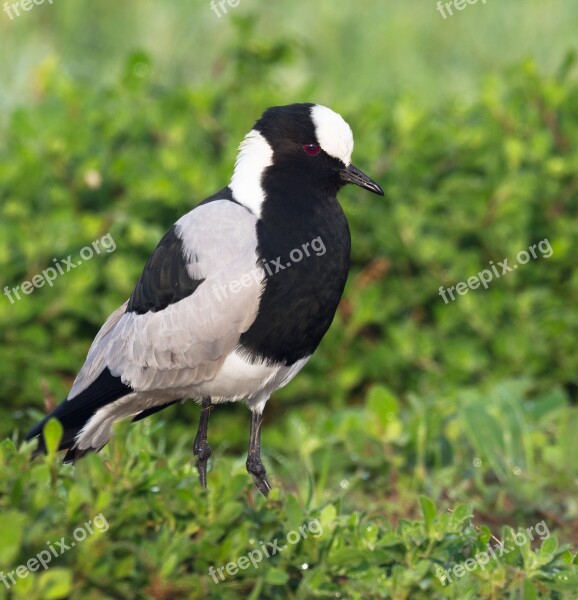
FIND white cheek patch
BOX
[230,129,274,218]
[311,105,354,166]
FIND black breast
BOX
[239,192,351,366]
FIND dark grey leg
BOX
[193,397,212,489]
[246,410,271,496]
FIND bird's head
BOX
[230,103,384,217]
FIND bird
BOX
[25,103,384,496]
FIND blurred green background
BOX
[1,1,578,599]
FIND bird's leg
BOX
[246,410,271,496]
[193,397,212,489]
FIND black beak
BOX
[340,164,384,196]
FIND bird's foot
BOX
[246,454,271,496]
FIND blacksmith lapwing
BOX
[25,103,384,495]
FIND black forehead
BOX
[253,103,317,146]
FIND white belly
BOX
[75,351,310,451]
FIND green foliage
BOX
[1,4,578,599]
[1,420,577,600]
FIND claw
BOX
[246,410,271,496]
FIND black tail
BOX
[131,399,181,422]
[25,368,132,460]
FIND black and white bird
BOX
[25,103,383,495]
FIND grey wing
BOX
[68,200,264,397]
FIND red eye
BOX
[303,143,321,156]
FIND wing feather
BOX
[70,200,264,397]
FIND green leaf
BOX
[377,533,404,548]
[449,504,473,531]
[537,536,558,565]
[284,493,303,531]
[42,418,63,456]
[419,496,436,536]
[0,511,26,563]
[319,504,337,533]
[38,568,73,600]
[326,548,368,568]
[461,403,508,481]
[523,579,538,600]
[366,385,399,427]
[263,568,289,585]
